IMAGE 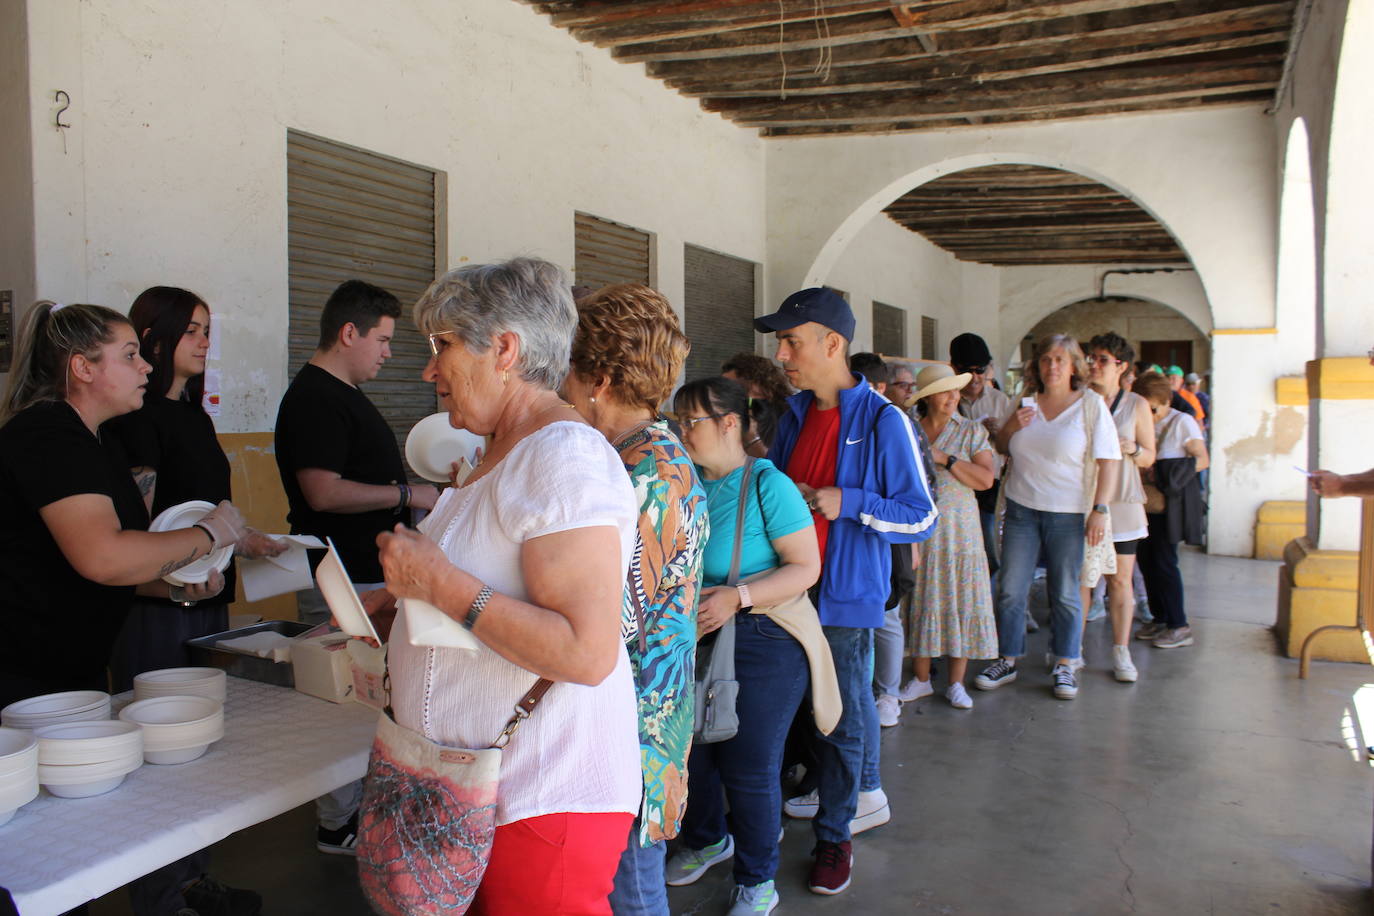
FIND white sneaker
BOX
[784,789,819,819]
[876,693,901,728]
[897,677,933,702]
[851,788,890,835]
[1112,645,1138,683]
[945,682,973,709]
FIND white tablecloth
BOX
[0,677,379,916]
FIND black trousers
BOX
[1137,514,1187,628]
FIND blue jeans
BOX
[813,625,878,843]
[996,499,1084,660]
[681,614,808,886]
[609,817,668,916]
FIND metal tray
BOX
[186,620,312,687]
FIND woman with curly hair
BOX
[721,352,793,457]
[564,284,710,915]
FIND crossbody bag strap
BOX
[726,458,757,587]
[491,677,555,748]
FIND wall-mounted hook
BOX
[54,90,71,154]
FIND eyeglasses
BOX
[427,331,455,357]
[890,381,914,391]
[680,414,719,429]
[1084,355,1121,367]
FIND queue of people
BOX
[0,261,1221,916]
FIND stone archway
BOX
[1020,296,1210,376]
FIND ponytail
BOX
[0,301,130,426]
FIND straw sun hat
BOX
[903,364,972,409]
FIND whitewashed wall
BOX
[21,0,767,432]
[822,215,998,363]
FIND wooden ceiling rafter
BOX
[882,164,1188,265]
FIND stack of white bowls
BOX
[120,695,224,765]
[133,667,227,703]
[35,720,143,798]
[0,728,39,826]
[1,691,111,730]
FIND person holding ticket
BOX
[368,258,641,913]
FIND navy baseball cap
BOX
[754,288,855,341]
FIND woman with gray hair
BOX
[360,258,642,914]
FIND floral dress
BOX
[906,414,998,660]
[617,420,709,846]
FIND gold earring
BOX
[502,370,509,384]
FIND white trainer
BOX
[784,789,819,819]
[851,788,890,835]
[1112,645,1138,682]
[945,682,974,709]
[897,678,934,703]
[876,694,901,728]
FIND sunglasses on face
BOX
[954,365,987,375]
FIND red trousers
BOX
[470,811,633,916]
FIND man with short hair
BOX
[274,279,438,855]
[1185,372,1210,429]
[1166,365,1202,422]
[950,333,1009,575]
[759,292,938,896]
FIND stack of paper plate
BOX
[0,728,39,826]
[1,691,111,730]
[133,667,227,703]
[119,695,225,765]
[149,500,234,586]
[34,720,143,798]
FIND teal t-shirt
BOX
[699,458,814,587]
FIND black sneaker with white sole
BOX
[317,811,359,856]
[973,658,1017,691]
[1052,664,1078,700]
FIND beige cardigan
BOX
[747,593,841,735]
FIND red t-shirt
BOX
[786,403,841,565]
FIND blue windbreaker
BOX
[768,375,939,628]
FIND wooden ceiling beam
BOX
[891,215,1164,231]
[707,62,1280,121]
[756,90,1271,133]
[635,1,1291,70]
[679,37,1284,97]
[893,0,1183,33]
[544,0,870,29]
[566,1,897,46]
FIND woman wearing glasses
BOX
[1081,332,1156,683]
[664,377,823,916]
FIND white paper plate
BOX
[35,721,143,765]
[1,691,110,730]
[405,413,485,483]
[150,500,234,586]
[315,539,381,643]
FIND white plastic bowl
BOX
[119,695,224,757]
[405,413,485,483]
[45,775,127,799]
[0,728,38,776]
[35,720,143,765]
[1,691,110,730]
[145,744,212,765]
[133,667,227,703]
[149,500,234,586]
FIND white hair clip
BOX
[50,301,69,313]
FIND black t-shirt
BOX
[106,395,236,605]
[0,401,149,705]
[274,363,409,582]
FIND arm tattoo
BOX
[156,547,201,578]
[133,468,157,513]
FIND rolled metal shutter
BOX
[574,212,652,289]
[286,130,439,471]
[872,301,907,358]
[684,244,757,382]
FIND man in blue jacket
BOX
[758,288,939,895]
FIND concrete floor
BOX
[90,550,1374,916]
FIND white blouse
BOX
[388,421,641,826]
[1003,390,1122,514]
[1156,409,1204,459]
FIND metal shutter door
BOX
[872,301,906,358]
[684,245,757,382]
[921,316,938,360]
[574,212,652,289]
[286,131,438,472]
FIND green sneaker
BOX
[664,835,734,887]
[729,880,780,915]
